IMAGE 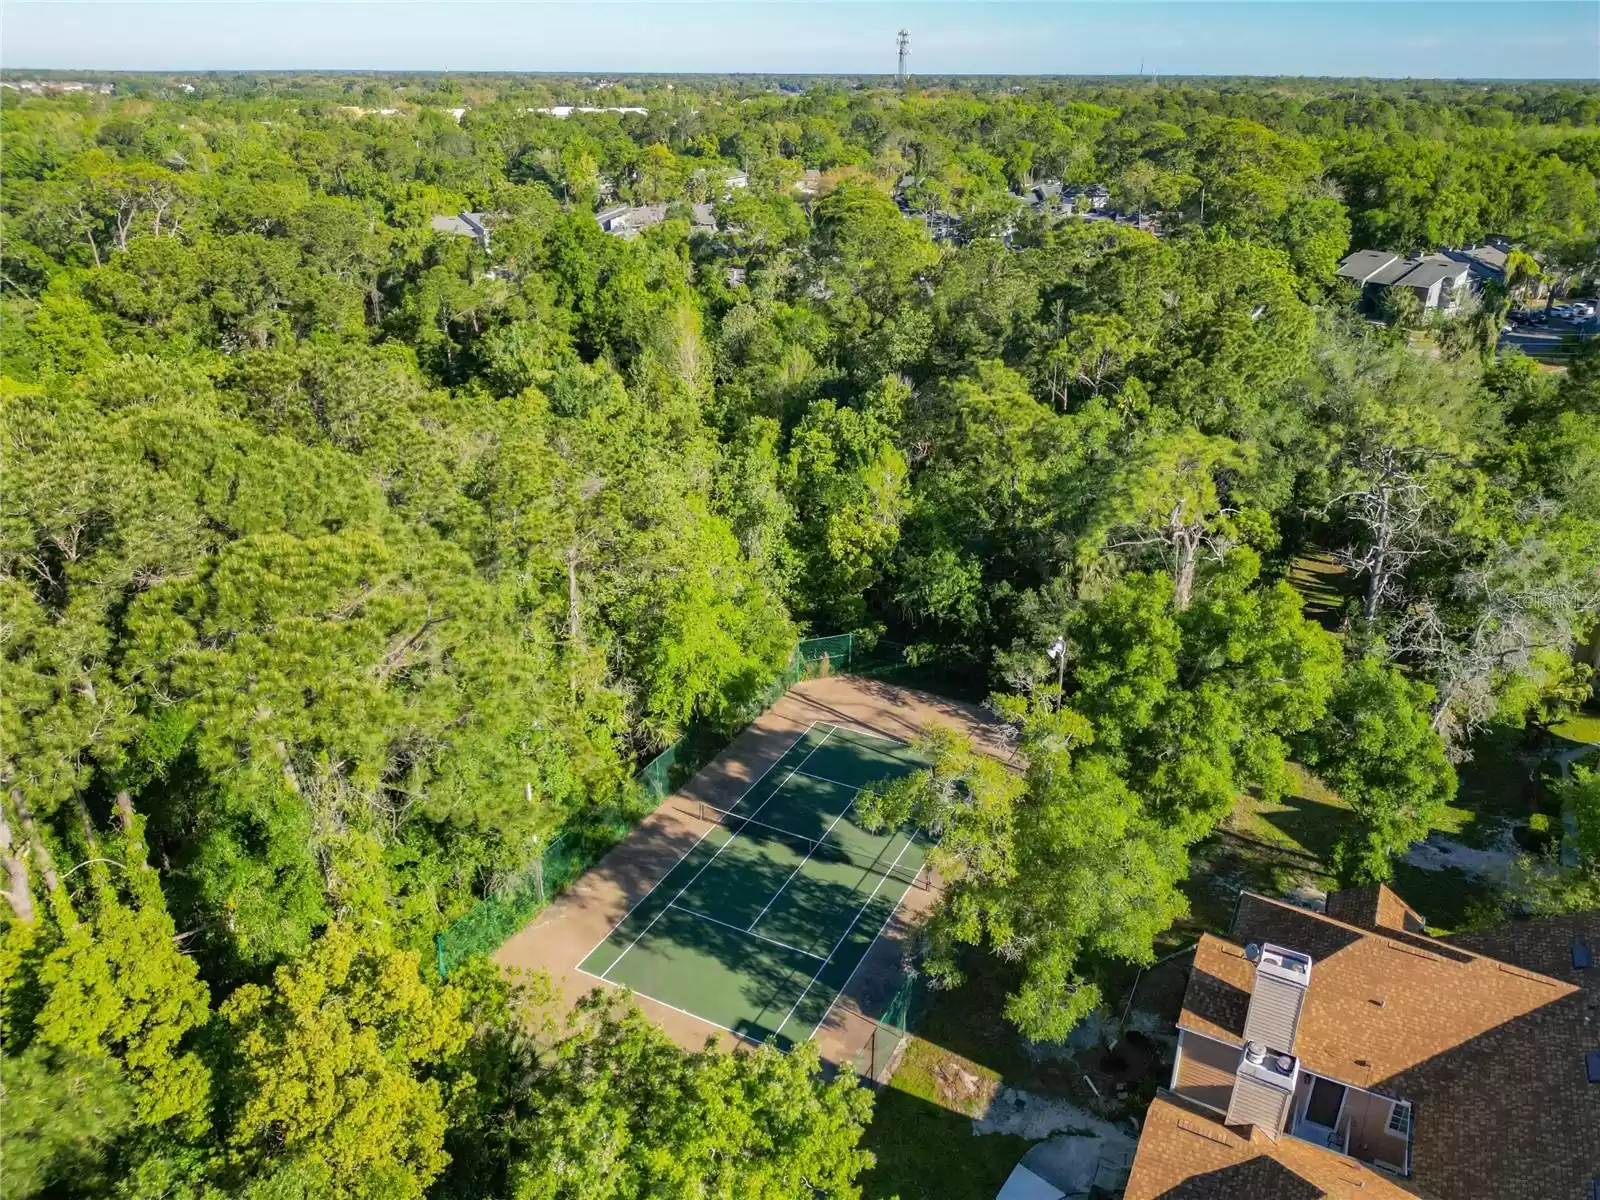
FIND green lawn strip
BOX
[1227,764,1350,862]
[1551,711,1600,746]
[861,1038,1029,1200]
[1286,551,1350,630]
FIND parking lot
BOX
[1501,305,1597,361]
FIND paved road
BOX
[1500,314,1595,360]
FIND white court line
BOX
[576,720,819,973]
[809,838,927,1045]
[668,903,826,961]
[745,800,857,934]
[598,726,840,981]
[823,722,913,749]
[791,769,863,791]
[771,830,922,1041]
[575,964,769,1048]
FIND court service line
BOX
[668,903,826,961]
[809,838,927,1045]
[576,720,818,972]
[791,769,864,791]
[771,830,921,1041]
[597,725,840,981]
[745,800,857,934]
[575,964,768,1049]
[822,722,913,749]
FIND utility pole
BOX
[897,29,911,88]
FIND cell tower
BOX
[897,29,910,87]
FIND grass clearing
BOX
[1552,710,1600,746]
[1287,552,1350,631]
[1228,764,1348,861]
[861,1036,1029,1200]
[860,956,1034,1200]
[1203,756,1511,936]
[861,951,1143,1200]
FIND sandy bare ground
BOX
[494,674,1009,1072]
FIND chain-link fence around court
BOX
[435,633,956,980]
[853,969,924,1083]
[797,632,983,698]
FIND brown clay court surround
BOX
[494,674,1011,1070]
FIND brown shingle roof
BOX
[1223,894,1578,1084]
[1162,891,1600,1200]
[1176,934,1254,1048]
[1124,1093,1416,1200]
[1324,883,1425,935]
[1444,909,1599,979]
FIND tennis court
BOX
[577,721,929,1048]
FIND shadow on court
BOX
[587,819,925,1046]
[579,723,929,1047]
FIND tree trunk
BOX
[12,790,58,895]
[1364,546,1386,623]
[0,803,35,924]
[566,548,584,647]
[1171,509,1201,611]
[1363,482,1393,623]
[1174,537,1199,611]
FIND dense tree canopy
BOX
[3,71,1598,1197]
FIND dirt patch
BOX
[973,1085,1131,1145]
[1284,881,1328,911]
[1404,828,1520,881]
[934,1058,998,1116]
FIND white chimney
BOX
[1226,1040,1300,1134]
[1242,943,1312,1055]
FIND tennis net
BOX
[695,802,928,888]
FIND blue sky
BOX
[4,2,1596,79]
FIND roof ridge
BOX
[1235,888,1574,990]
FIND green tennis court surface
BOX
[578,721,928,1048]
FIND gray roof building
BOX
[1335,248,1404,284]
[429,211,493,249]
[1444,243,1510,283]
[1336,249,1472,313]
